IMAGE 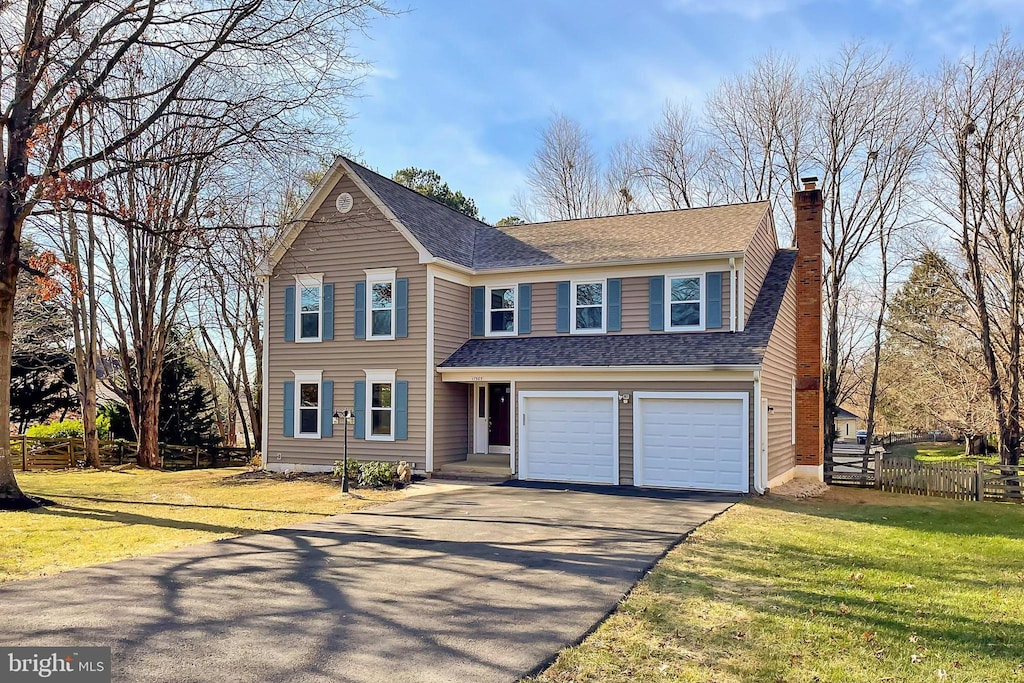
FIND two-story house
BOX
[258,156,825,493]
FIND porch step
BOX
[465,453,509,466]
[432,459,513,483]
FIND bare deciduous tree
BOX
[522,114,607,220]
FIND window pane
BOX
[299,408,318,434]
[576,306,602,330]
[300,312,319,338]
[671,302,701,327]
[301,286,320,312]
[372,382,392,409]
[371,409,392,436]
[300,383,318,407]
[372,282,393,309]
[372,310,392,336]
[671,277,700,302]
[490,310,515,332]
[576,282,603,306]
[490,288,514,310]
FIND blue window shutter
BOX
[354,381,366,438]
[471,286,485,336]
[649,276,665,331]
[518,284,532,335]
[706,272,723,329]
[396,278,409,338]
[556,281,570,333]
[321,380,334,438]
[395,380,409,440]
[284,286,295,342]
[283,381,295,437]
[322,284,335,341]
[607,278,622,332]
[354,281,366,340]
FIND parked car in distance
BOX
[856,429,868,444]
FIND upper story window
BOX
[572,280,605,334]
[666,274,704,331]
[296,275,323,342]
[293,370,322,438]
[487,286,516,336]
[366,269,396,340]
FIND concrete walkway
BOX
[0,483,736,682]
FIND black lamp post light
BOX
[332,409,355,493]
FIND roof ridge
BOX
[498,200,772,231]
[342,155,494,231]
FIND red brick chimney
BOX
[794,176,824,478]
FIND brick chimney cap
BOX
[800,175,819,191]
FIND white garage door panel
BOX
[521,395,617,485]
[637,396,747,492]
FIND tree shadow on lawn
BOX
[29,503,263,536]
[38,494,338,517]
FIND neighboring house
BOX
[834,407,862,442]
[258,157,825,493]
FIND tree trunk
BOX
[137,396,161,468]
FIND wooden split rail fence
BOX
[12,436,253,472]
[827,451,1024,502]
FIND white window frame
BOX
[364,369,397,442]
[293,370,323,439]
[485,284,517,337]
[365,268,397,341]
[571,279,606,334]
[295,274,324,343]
[664,272,706,332]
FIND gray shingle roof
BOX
[344,157,771,271]
[438,249,797,369]
[835,407,861,420]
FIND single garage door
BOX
[519,392,618,485]
[634,392,748,492]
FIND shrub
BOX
[26,416,112,439]
[357,461,397,488]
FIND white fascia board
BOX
[437,366,759,384]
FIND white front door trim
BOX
[518,390,619,485]
[633,391,750,492]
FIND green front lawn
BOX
[530,488,1024,683]
[2,468,405,583]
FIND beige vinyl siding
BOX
[743,214,780,321]
[512,272,731,337]
[761,266,797,482]
[267,173,428,469]
[515,380,754,487]
[433,277,471,466]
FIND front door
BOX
[487,383,511,454]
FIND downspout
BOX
[260,274,270,470]
[753,370,766,494]
[729,257,737,332]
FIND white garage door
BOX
[635,393,748,492]
[520,392,618,485]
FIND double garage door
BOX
[519,391,748,492]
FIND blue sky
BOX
[344,0,1023,222]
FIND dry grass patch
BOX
[2,467,405,583]
[529,487,1024,683]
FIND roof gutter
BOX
[437,363,761,374]
[429,251,747,277]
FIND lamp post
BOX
[332,409,354,493]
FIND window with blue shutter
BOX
[322,284,335,341]
[471,286,485,336]
[607,279,622,332]
[320,380,334,437]
[353,381,366,438]
[649,276,665,331]
[556,281,570,333]
[706,272,723,329]
[396,278,409,338]
[354,281,366,339]
[284,287,295,342]
[283,381,295,436]
[518,284,532,334]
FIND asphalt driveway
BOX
[0,482,736,682]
